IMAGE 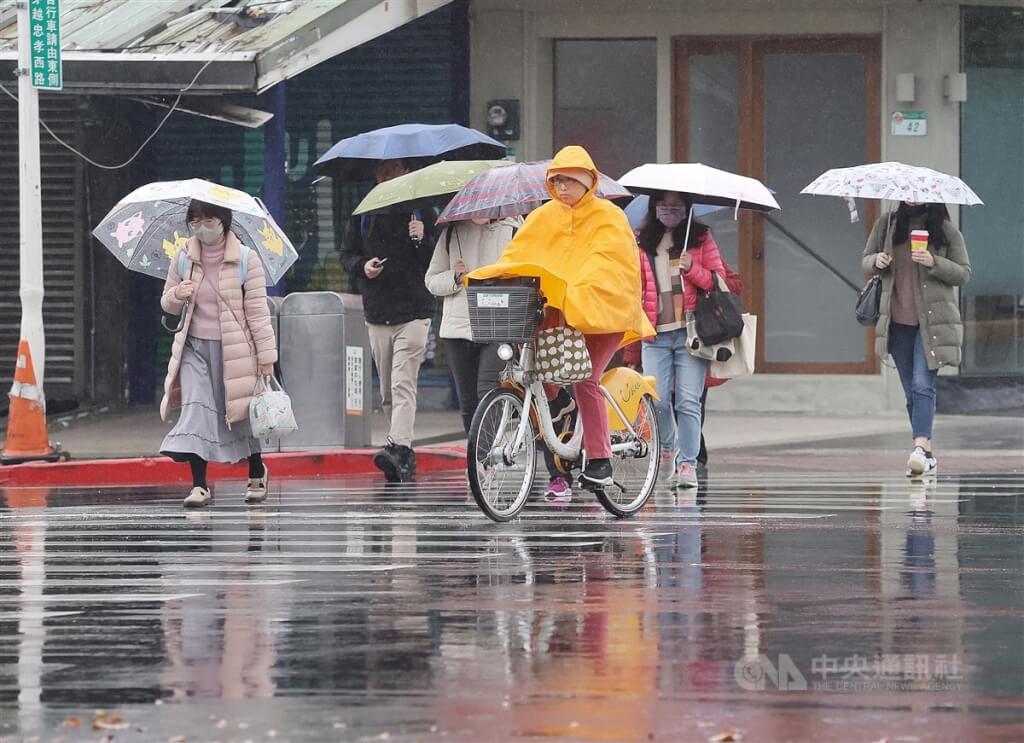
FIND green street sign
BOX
[29,0,61,91]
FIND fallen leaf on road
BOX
[61,717,81,728]
[709,731,743,743]
[168,736,187,743]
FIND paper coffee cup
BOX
[910,229,929,252]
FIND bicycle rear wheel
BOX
[468,387,537,522]
[596,394,660,517]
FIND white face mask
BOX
[195,223,223,244]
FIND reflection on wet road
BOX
[1,471,1022,741]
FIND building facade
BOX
[468,0,1023,413]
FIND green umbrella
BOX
[352,160,510,216]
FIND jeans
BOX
[445,339,504,435]
[641,328,708,468]
[888,322,937,440]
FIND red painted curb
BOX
[0,446,467,487]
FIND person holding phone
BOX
[340,159,437,483]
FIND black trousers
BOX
[697,386,709,466]
[445,338,505,435]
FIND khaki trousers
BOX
[367,319,430,448]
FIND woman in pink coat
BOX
[160,200,278,508]
[633,191,725,489]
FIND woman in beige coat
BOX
[160,200,278,508]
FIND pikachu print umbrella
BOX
[92,179,299,284]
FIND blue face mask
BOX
[656,206,685,229]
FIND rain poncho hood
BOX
[467,146,654,345]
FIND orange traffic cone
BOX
[1,340,62,464]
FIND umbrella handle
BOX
[162,298,189,334]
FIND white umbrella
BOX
[618,163,780,212]
[801,162,983,206]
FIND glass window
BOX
[960,6,1024,375]
[763,52,868,364]
[554,39,657,179]
[688,53,741,270]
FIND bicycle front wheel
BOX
[596,394,660,517]
[468,387,537,522]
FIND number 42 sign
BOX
[891,111,927,137]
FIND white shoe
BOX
[675,463,699,489]
[906,447,937,477]
[183,486,212,508]
[245,465,269,503]
[660,450,677,483]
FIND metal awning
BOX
[0,0,452,93]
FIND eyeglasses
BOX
[187,218,221,229]
[549,175,579,189]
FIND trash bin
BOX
[268,295,283,342]
[277,292,372,451]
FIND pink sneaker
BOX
[544,475,573,502]
[675,463,698,489]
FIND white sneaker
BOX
[183,486,212,508]
[675,463,699,489]
[906,447,937,477]
[245,465,269,503]
[660,450,677,483]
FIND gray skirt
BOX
[160,337,260,464]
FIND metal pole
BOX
[262,81,286,297]
[16,0,46,391]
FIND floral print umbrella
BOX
[92,179,299,284]
[801,162,983,206]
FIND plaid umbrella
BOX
[436,160,632,224]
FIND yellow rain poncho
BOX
[467,146,655,346]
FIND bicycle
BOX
[465,277,661,522]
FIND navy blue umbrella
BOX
[314,123,507,180]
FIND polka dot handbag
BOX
[535,326,592,384]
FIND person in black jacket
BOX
[341,158,437,482]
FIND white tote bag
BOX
[709,314,757,378]
[249,375,298,439]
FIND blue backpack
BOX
[177,244,251,287]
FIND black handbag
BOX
[694,272,745,345]
[855,274,882,326]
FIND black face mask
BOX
[905,204,928,218]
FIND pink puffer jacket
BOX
[159,232,277,425]
[623,234,742,378]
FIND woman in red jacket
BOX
[630,192,725,488]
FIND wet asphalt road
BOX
[0,455,1022,742]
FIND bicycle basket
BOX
[466,277,542,343]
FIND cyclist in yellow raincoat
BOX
[469,145,655,495]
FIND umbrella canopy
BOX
[618,163,780,212]
[623,195,725,230]
[352,160,510,216]
[313,123,507,180]
[436,159,632,224]
[801,162,983,205]
[92,179,299,284]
